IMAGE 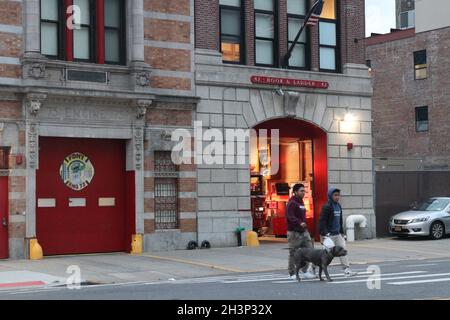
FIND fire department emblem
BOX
[60,152,95,191]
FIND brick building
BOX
[194,0,375,246]
[366,3,450,236]
[0,0,375,260]
[0,0,198,259]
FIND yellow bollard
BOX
[29,239,43,260]
[245,231,260,247]
[131,234,143,255]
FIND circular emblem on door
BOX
[60,152,95,191]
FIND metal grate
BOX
[0,147,10,170]
[154,151,179,230]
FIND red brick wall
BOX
[0,1,22,25]
[366,27,450,166]
[195,0,366,68]
[144,0,193,92]
[195,0,220,50]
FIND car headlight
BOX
[410,216,430,223]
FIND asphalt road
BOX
[1,258,450,300]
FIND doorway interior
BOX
[250,118,328,241]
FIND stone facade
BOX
[366,27,450,171]
[0,0,198,259]
[195,50,375,245]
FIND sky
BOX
[365,0,396,37]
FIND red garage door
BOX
[0,175,8,259]
[36,137,130,255]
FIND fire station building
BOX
[194,0,375,246]
[0,0,374,260]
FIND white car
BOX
[389,197,450,240]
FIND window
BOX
[220,0,244,63]
[415,107,428,132]
[414,50,427,80]
[319,0,338,72]
[254,0,276,66]
[40,0,61,57]
[287,0,308,69]
[0,147,10,170]
[400,10,415,29]
[154,151,179,230]
[40,0,126,64]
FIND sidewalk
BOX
[0,237,449,289]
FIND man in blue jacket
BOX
[318,187,356,277]
[286,183,316,280]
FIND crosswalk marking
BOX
[273,271,425,284]
[388,277,450,285]
[331,272,450,284]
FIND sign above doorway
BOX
[250,76,329,89]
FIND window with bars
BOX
[154,151,179,230]
[0,147,10,170]
[40,0,126,64]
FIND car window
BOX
[414,199,450,211]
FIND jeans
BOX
[288,230,313,275]
[321,234,350,269]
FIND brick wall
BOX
[366,26,450,168]
[195,0,366,69]
[144,0,194,92]
[0,0,23,80]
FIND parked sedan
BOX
[389,197,450,240]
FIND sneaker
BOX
[288,274,297,280]
[301,271,316,280]
[344,268,357,277]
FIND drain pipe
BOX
[345,215,368,242]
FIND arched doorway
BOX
[250,118,328,240]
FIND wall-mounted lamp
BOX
[275,88,285,96]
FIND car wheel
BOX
[430,221,445,240]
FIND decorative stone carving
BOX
[134,127,144,170]
[135,70,152,87]
[26,93,47,117]
[136,99,153,119]
[24,62,46,79]
[161,130,172,141]
[27,123,38,169]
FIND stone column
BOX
[24,0,41,56]
[24,93,47,240]
[130,0,145,63]
[131,100,152,235]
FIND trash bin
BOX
[235,227,246,246]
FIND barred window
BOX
[0,147,10,170]
[154,151,179,230]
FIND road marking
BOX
[404,263,437,268]
[331,272,450,284]
[349,243,449,257]
[388,278,450,285]
[141,254,244,273]
[272,271,425,284]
